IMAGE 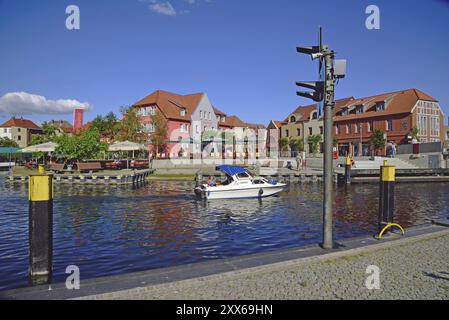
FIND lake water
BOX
[0,172,448,290]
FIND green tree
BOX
[411,126,419,141]
[118,106,143,142]
[307,134,322,156]
[280,137,289,151]
[370,129,386,155]
[150,109,168,156]
[0,137,19,148]
[54,128,105,161]
[90,112,119,142]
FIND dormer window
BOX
[355,105,363,115]
[180,108,186,117]
[222,116,226,123]
[376,102,385,112]
[312,112,318,120]
[290,115,296,123]
[341,109,349,116]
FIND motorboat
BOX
[194,165,286,200]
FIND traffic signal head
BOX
[297,46,322,60]
[296,81,324,102]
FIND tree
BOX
[0,137,19,148]
[280,137,289,151]
[150,109,168,157]
[54,128,105,161]
[411,126,419,142]
[117,106,144,143]
[90,112,119,142]
[307,134,322,156]
[370,129,386,155]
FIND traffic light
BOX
[296,46,322,60]
[296,81,324,102]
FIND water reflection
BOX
[0,173,448,290]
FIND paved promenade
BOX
[78,229,449,300]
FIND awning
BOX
[216,165,247,176]
[0,147,23,154]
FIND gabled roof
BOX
[0,117,41,130]
[334,89,438,121]
[287,97,355,123]
[133,90,203,121]
[213,106,227,116]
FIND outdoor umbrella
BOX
[108,141,146,169]
[21,142,58,165]
[21,142,58,153]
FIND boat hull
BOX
[202,184,285,200]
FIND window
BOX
[17,128,21,132]
[222,116,226,123]
[319,126,323,134]
[236,172,250,179]
[3,129,6,133]
[180,108,186,117]
[354,123,358,134]
[355,106,363,115]
[17,135,21,141]
[341,109,349,116]
[368,121,373,132]
[347,124,352,134]
[336,125,340,135]
[297,128,301,136]
[312,112,318,120]
[180,124,188,133]
[386,120,393,131]
[376,102,385,112]
[142,123,155,133]
[290,116,296,123]
[285,129,289,137]
[309,127,313,135]
[200,111,203,119]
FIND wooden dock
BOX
[5,169,154,185]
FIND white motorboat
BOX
[194,165,286,200]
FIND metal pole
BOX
[322,49,335,250]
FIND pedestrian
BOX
[296,152,302,171]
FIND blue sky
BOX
[0,0,448,126]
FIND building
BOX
[45,120,74,135]
[0,117,43,148]
[132,90,265,158]
[334,89,444,156]
[281,98,353,155]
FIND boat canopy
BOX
[216,165,247,176]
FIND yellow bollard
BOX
[38,164,45,174]
[28,174,54,285]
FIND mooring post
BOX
[28,173,53,285]
[378,160,395,236]
[344,156,351,185]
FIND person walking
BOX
[296,152,302,171]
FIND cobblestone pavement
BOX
[79,231,449,300]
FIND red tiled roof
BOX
[334,89,437,121]
[0,117,41,130]
[133,90,203,121]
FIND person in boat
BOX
[207,176,217,187]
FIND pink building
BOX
[132,90,265,158]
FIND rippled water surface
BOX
[0,172,448,290]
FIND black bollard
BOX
[344,156,351,185]
[28,174,54,285]
[378,160,395,236]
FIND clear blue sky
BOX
[0,0,448,126]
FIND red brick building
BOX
[333,89,445,156]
